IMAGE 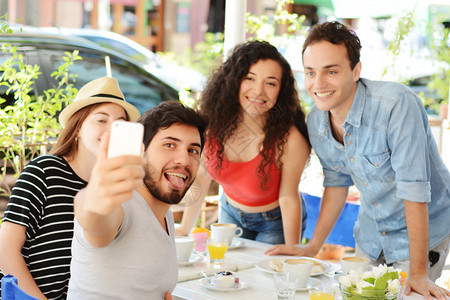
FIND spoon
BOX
[201,271,211,285]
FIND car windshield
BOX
[47,51,169,112]
[80,35,152,66]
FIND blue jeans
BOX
[219,193,307,245]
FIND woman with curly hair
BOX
[176,40,310,245]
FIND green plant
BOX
[426,25,449,106]
[0,18,81,197]
[382,10,416,81]
[246,0,306,42]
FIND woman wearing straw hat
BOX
[0,77,140,300]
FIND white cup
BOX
[283,258,313,288]
[175,236,194,263]
[210,223,243,245]
[340,256,370,274]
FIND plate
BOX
[255,256,333,276]
[228,239,245,250]
[178,253,203,266]
[198,278,249,292]
[296,277,321,291]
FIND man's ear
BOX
[353,61,362,82]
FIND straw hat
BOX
[59,77,141,127]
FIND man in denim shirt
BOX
[266,21,450,299]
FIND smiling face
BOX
[142,123,201,205]
[77,103,127,157]
[238,59,282,118]
[303,41,361,117]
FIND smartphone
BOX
[107,120,144,158]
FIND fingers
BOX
[98,155,144,173]
[430,285,450,300]
[164,292,173,300]
[85,154,144,216]
[98,162,144,186]
[404,283,411,295]
[264,245,300,256]
[99,129,111,161]
[407,277,450,300]
[264,245,282,256]
[423,291,433,300]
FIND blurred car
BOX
[0,27,179,113]
[39,27,206,93]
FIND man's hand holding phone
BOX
[81,121,145,217]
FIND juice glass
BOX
[274,273,297,300]
[207,238,228,263]
[309,286,335,300]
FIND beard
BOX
[143,164,193,205]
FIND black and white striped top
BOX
[1,155,87,300]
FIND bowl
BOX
[340,285,401,300]
[212,275,236,289]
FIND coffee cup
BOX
[283,258,313,288]
[175,236,194,263]
[210,223,243,245]
[340,256,370,274]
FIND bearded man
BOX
[67,101,207,299]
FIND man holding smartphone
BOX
[67,101,207,299]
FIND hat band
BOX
[91,93,125,101]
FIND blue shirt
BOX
[307,78,450,263]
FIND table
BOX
[173,238,427,300]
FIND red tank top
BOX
[205,142,281,207]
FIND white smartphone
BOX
[107,120,144,158]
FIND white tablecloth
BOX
[174,238,426,300]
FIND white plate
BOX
[228,239,245,250]
[296,277,321,291]
[199,278,249,292]
[255,256,333,276]
[178,253,203,266]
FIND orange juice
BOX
[207,242,228,260]
[310,291,335,300]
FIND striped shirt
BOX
[1,155,87,300]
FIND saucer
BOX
[296,277,321,291]
[228,239,245,250]
[178,253,203,266]
[199,278,249,292]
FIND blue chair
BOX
[302,193,360,248]
[1,274,40,300]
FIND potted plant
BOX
[0,16,81,199]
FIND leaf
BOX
[374,272,399,290]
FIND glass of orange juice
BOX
[207,238,229,264]
[309,286,335,300]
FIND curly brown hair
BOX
[199,40,309,188]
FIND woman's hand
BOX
[264,243,318,257]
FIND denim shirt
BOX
[307,78,450,263]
